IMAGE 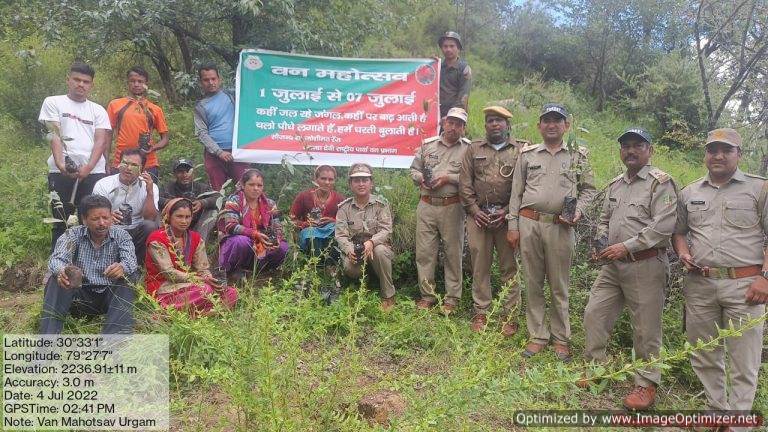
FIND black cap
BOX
[617,128,652,145]
[539,103,568,119]
[173,159,194,171]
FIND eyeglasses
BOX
[120,161,141,168]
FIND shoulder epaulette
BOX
[648,167,671,184]
[373,194,389,205]
[422,135,440,145]
[471,138,485,145]
[338,197,353,207]
[683,177,705,190]
[515,138,531,147]
[460,137,471,145]
[744,172,767,181]
[521,143,539,153]
[577,145,589,157]
[609,173,624,185]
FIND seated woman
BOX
[145,198,237,314]
[289,165,345,256]
[218,169,289,281]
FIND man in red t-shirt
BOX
[106,66,169,180]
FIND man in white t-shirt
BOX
[39,61,112,250]
[92,149,159,266]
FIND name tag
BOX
[428,154,439,159]
[690,200,706,205]
[608,197,617,202]
[529,164,541,170]
[348,221,355,225]
[474,156,486,160]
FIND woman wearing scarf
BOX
[289,165,345,257]
[145,198,237,313]
[218,169,289,282]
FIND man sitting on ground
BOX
[40,194,138,334]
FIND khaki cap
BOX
[445,107,468,123]
[705,128,742,147]
[349,163,373,178]
[482,105,513,120]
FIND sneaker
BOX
[470,314,487,332]
[441,303,457,316]
[522,342,547,358]
[415,298,435,310]
[552,343,572,363]
[380,296,396,312]
[622,384,656,410]
[501,321,519,338]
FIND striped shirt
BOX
[48,226,138,291]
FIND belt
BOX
[621,248,662,262]
[519,207,562,224]
[690,264,761,279]
[420,195,460,206]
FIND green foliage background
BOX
[0,0,766,430]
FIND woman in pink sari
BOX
[145,198,237,314]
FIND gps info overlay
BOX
[3,334,169,430]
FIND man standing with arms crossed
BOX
[507,103,596,361]
[411,107,470,314]
[580,128,677,410]
[460,106,526,334]
[195,63,250,191]
[39,61,112,250]
[673,128,768,423]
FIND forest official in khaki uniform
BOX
[335,163,396,311]
[507,103,596,361]
[411,107,470,314]
[673,128,768,423]
[459,105,527,335]
[580,128,677,410]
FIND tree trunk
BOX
[229,12,250,69]
[173,28,193,74]
[148,36,178,104]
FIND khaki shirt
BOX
[335,194,393,254]
[597,165,678,253]
[675,169,768,267]
[459,137,525,216]
[508,143,597,230]
[410,135,470,197]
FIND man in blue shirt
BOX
[40,194,138,334]
[194,63,250,191]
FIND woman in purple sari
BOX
[217,169,288,282]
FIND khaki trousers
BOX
[583,255,668,386]
[519,216,574,344]
[466,219,520,316]
[415,200,464,305]
[684,274,765,414]
[343,244,395,299]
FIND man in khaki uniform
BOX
[580,128,677,410]
[459,105,528,334]
[335,163,396,311]
[673,128,768,423]
[507,103,597,361]
[411,107,471,314]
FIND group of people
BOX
[408,99,767,417]
[35,30,766,421]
